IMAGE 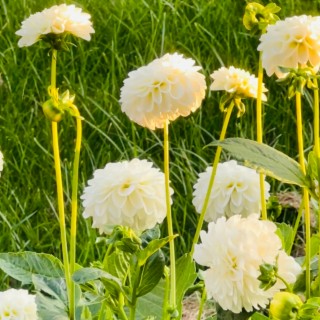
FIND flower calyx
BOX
[258,262,278,290]
[276,67,319,99]
[219,93,245,117]
[243,2,281,34]
[42,87,80,122]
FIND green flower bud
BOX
[42,99,64,122]
[269,292,303,320]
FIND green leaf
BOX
[212,138,307,187]
[137,235,176,267]
[0,252,64,285]
[275,223,294,254]
[310,234,320,260]
[251,312,270,320]
[33,274,69,320]
[105,250,131,280]
[72,267,125,298]
[136,251,165,297]
[176,254,197,317]
[136,279,166,319]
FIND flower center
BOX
[119,182,136,196]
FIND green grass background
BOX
[0,0,319,288]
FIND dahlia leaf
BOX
[0,251,64,285]
[135,279,165,319]
[136,251,165,297]
[275,223,294,254]
[212,138,307,187]
[33,274,69,319]
[137,235,177,266]
[176,254,197,317]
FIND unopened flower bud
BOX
[269,292,303,320]
[42,99,64,122]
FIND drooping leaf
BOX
[176,254,197,317]
[136,251,165,297]
[33,274,69,320]
[212,138,307,187]
[0,252,64,285]
[105,250,131,280]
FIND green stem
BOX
[295,91,311,299]
[197,286,207,320]
[118,294,129,320]
[131,123,137,158]
[162,267,170,320]
[276,274,292,293]
[256,52,267,220]
[313,78,320,295]
[69,105,82,320]
[190,102,234,256]
[50,49,72,314]
[163,120,176,313]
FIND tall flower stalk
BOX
[256,53,267,220]
[295,91,311,298]
[163,120,176,314]
[50,49,72,307]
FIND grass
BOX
[0,0,319,288]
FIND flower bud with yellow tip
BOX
[269,292,303,320]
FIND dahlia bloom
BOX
[193,214,301,313]
[81,158,173,234]
[119,53,206,130]
[16,4,94,47]
[192,160,270,222]
[0,288,38,319]
[258,15,320,78]
[210,66,267,100]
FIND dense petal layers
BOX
[193,160,270,222]
[193,215,301,313]
[81,158,173,234]
[258,15,320,78]
[16,4,94,47]
[120,53,206,130]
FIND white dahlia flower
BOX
[258,15,320,78]
[81,158,173,234]
[193,214,301,314]
[16,4,94,47]
[119,53,206,130]
[0,288,38,319]
[192,160,270,222]
[210,66,268,100]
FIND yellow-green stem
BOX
[295,91,311,299]
[190,102,234,256]
[50,49,72,318]
[197,286,207,320]
[256,52,267,220]
[69,105,82,320]
[163,120,176,312]
[313,78,320,294]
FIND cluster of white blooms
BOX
[0,289,38,319]
[258,15,320,78]
[193,214,301,313]
[120,53,206,130]
[210,66,268,100]
[16,4,94,47]
[81,158,173,234]
[193,160,270,222]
